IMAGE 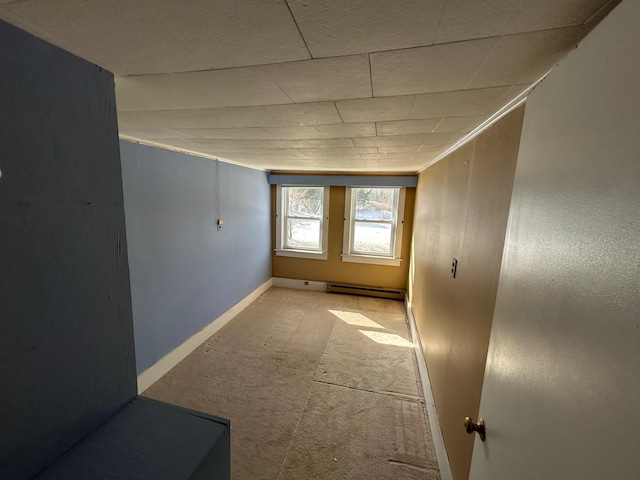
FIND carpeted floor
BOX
[144,287,440,480]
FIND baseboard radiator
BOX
[327,283,405,300]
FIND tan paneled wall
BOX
[272,185,415,290]
[408,106,524,480]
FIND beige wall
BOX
[272,184,415,290]
[408,107,524,480]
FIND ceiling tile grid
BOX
[0,0,619,171]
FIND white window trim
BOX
[275,185,330,260]
[342,186,405,267]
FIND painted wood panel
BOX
[408,107,524,480]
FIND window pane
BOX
[354,188,395,221]
[284,186,323,218]
[353,221,392,255]
[285,218,321,250]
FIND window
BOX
[275,185,330,260]
[342,187,405,266]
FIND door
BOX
[468,2,640,478]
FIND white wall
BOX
[470,0,640,478]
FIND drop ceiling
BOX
[0,0,618,172]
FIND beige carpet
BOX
[144,287,440,480]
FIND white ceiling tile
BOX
[118,128,196,140]
[266,102,343,126]
[466,27,587,89]
[377,145,425,154]
[191,139,311,149]
[169,128,276,140]
[115,67,292,111]
[126,138,201,151]
[266,55,372,103]
[434,0,609,44]
[286,0,445,57]
[376,119,441,136]
[321,156,366,162]
[262,126,325,140]
[433,116,482,133]
[0,0,310,75]
[353,136,403,148]
[4,0,608,174]
[213,148,303,157]
[337,147,379,155]
[305,138,356,148]
[361,153,398,161]
[410,86,511,119]
[298,148,342,157]
[117,111,176,129]
[401,133,454,145]
[336,96,415,123]
[119,107,284,129]
[371,37,498,96]
[315,123,377,138]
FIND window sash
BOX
[351,222,396,257]
[277,186,328,255]
[346,187,401,258]
[283,217,322,251]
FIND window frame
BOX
[275,185,330,260]
[342,186,405,267]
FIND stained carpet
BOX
[144,287,440,480]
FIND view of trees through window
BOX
[283,186,323,250]
[352,187,397,255]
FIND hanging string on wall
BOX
[215,159,223,231]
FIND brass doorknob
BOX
[464,416,486,441]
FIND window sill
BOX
[275,249,328,261]
[341,254,401,267]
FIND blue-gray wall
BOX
[120,141,272,373]
[0,20,136,478]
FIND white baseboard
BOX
[405,295,453,480]
[272,277,327,292]
[137,278,273,393]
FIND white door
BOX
[467,2,640,479]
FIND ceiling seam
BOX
[119,121,375,132]
[117,95,376,113]
[283,0,314,59]
[432,0,449,45]
[462,38,502,90]
[115,25,585,79]
[367,53,374,98]
[263,67,296,104]
[407,95,418,120]
[333,101,346,124]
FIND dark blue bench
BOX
[33,397,230,480]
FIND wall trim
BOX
[272,277,328,292]
[137,278,273,393]
[405,295,453,480]
[268,174,418,187]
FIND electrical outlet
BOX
[451,258,458,278]
[217,219,223,231]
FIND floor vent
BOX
[327,283,405,300]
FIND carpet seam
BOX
[311,379,424,403]
[276,316,339,479]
